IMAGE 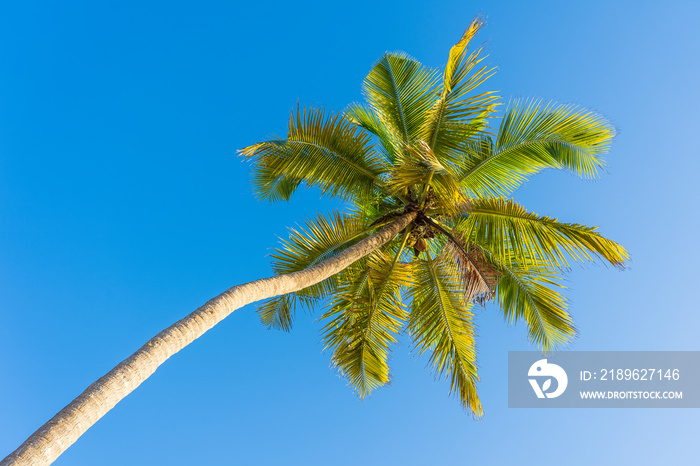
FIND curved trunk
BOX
[2,212,417,465]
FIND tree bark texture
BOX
[1,212,417,465]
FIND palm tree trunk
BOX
[1,212,417,465]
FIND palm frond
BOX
[422,18,499,170]
[244,162,302,203]
[258,294,318,332]
[443,239,501,303]
[322,246,414,397]
[458,99,615,197]
[345,103,403,164]
[487,251,575,351]
[270,211,372,299]
[361,53,440,144]
[256,211,377,330]
[459,198,629,268]
[239,106,389,202]
[408,250,482,414]
[444,17,485,94]
[423,85,499,170]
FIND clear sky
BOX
[1,0,698,464]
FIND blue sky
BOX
[1,0,699,464]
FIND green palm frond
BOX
[487,252,574,351]
[458,99,615,197]
[271,211,372,298]
[459,197,629,268]
[345,103,403,164]
[239,106,389,202]
[244,164,302,203]
[352,195,406,222]
[408,249,481,415]
[258,294,319,332]
[361,53,440,144]
[322,244,414,397]
[257,211,373,330]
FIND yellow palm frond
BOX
[408,250,482,415]
[444,16,485,94]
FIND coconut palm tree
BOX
[1,18,627,465]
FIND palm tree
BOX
[1,18,627,465]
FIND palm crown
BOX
[240,18,628,415]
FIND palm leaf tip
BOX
[444,16,486,94]
[258,295,294,331]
